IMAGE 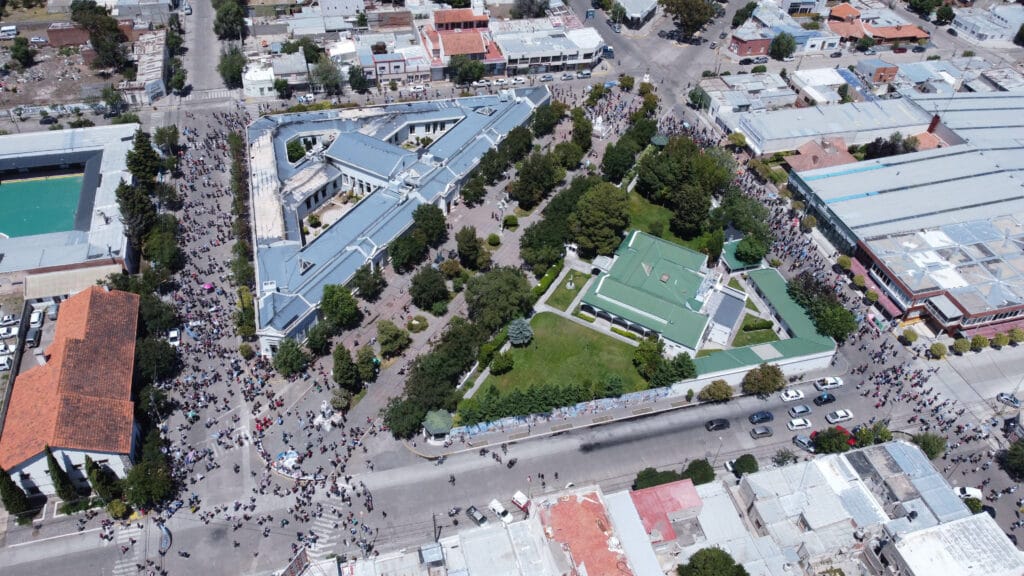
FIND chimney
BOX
[927,114,940,134]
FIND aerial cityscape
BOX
[0,0,1022,573]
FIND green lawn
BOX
[627,193,705,251]
[732,314,780,347]
[727,278,745,292]
[744,298,760,312]
[485,312,646,393]
[547,270,588,311]
[696,348,721,358]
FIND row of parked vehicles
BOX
[462,491,531,527]
[703,377,853,452]
[0,307,52,371]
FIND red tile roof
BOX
[440,30,486,56]
[629,479,702,543]
[541,491,633,576]
[829,3,861,20]
[828,19,867,38]
[433,8,488,25]
[866,24,930,40]
[0,286,140,470]
[785,138,859,172]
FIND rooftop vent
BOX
[660,273,670,283]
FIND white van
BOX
[0,355,12,372]
[955,486,983,500]
[511,491,530,513]
[488,499,512,524]
[0,26,17,40]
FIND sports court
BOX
[0,174,83,238]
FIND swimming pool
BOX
[0,174,83,238]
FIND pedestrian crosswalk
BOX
[182,88,237,102]
[110,525,144,576]
[305,509,343,560]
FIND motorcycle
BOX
[447,507,460,517]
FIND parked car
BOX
[946,27,957,36]
[780,389,805,402]
[783,55,795,61]
[0,327,15,339]
[488,499,512,524]
[0,314,17,327]
[39,116,58,125]
[826,409,853,424]
[493,78,508,86]
[793,434,816,453]
[539,74,554,82]
[29,310,43,328]
[29,36,46,44]
[789,404,812,418]
[892,46,907,53]
[0,343,15,354]
[168,329,181,348]
[750,425,774,439]
[410,85,426,93]
[813,392,837,406]
[709,41,717,49]
[719,31,727,39]
[754,56,769,64]
[787,418,812,431]
[830,51,843,58]
[748,411,774,424]
[956,486,983,500]
[739,58,754,65]
[0,356,11,372]
[814,377,844,391]
[471,79,490,87]
[912,46,926,53]
[611,23,622,33]
[863,48,877,55]
[576,70,592,79]
[997,393,1021,408]
[705,418,730,431]
[511,491,530,512]
[466,505,487,525]
[561,72,575,81]
[511,77,526,84]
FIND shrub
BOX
[952,338,971,354]
[503,215,519,229]
[106,499,130,519]
[971,335,989,351]
[487,233,501,247]
[680,458,715,485]
[507,318,533,346]
[407,315,428,333]
[743,317,773,331]
[686,388,694,402]
[1011,328,1024,344]
[993,333,1011,348]
[814,427,852,453]
[930,342,947,359]
[741,363,785,395]
[865,290,879,303]
[698,380,733,402]
[430,300,449,317]
[633,467,682,490]
[732,454,758,476]
[307,214,322,228]
[490,351,514,375]
[902,329,918,345]
[964,497,983,514]
[239,343,255,359]
[912,432,946,459]
[852,275,866,288]
[837,255,852,271]
[769,258,782,267]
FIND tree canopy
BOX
[71,0,128,70]
[814,427,852,454]
[740,363,785,395]
[350,264,386,301]
[321,284,361,328]
[218,46,246,88]
[769,32,796,60]
[568,181,630,258]
[273,338,309,377]
[677,547,750,576]
[410,266,450,311]
[213,0,246,39]
[449,54,485,84]
[412,204,448,247]
[465,267,533,332]
[332,344,362,393]
[660,0,714,36]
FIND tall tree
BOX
[273,338,309,377]
[568,181,629,257]
[153,125,179,155]
[214,0,246,39]
[412,204,448,247]
[321,285,361,328]
[456,226,483,269]
[659,0,713,36]
[448,55,485,85]
[0,467,30,515]
[348,65,370,93]
[677,547,750,576]
[769,32,797,60]
[350,264,386,302]
[311,55,343,95]
[356,346,378,383]
[377,320,412,358]
[45,446,78,502]
[510,151,563,210]
[115,180,157,252]
[464,267,533,332]
[70,0,128,70]
[410,266,449,311]
[218,46,246,88]
[332,344,362,393]
[126,130,162,184]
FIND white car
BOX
[471,79,490,87]
[511,77,526,84]
[168,329,181,348]
[826,409,853,424]
[488,499,512,524]
[29,310,43,328]
[410,85,426,93]
[780,389,805,402]
[787,418,812,431]
[0,314,17,327]
[493,78,508,86]
[0,326,16,339]
[814,377,844,391]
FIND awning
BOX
[849,258,903,318]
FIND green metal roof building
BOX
[581,230,713,355]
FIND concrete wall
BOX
[10,447,132,497]
[676,348,835,391]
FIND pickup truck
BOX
[511,491,530,513]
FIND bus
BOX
[0,26,17,40]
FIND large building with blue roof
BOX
[247,88,549,354]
